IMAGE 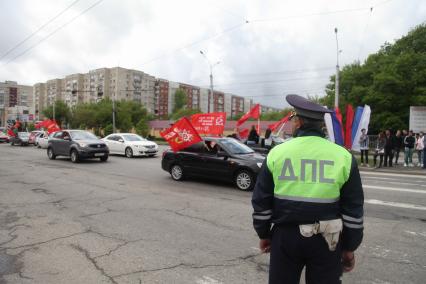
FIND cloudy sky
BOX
[0,0,425,108]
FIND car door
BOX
[58,131,72,156]
[105,135,118,153]
[115,135,126,154]
[177,143,206,176]
[199,143,234,180]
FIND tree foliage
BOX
[320,23,426,133]
[42,100,71,127]
[260,108,292,121]
[173,88,187,113]
[170,108,201,120]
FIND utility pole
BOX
[200,50,220,113]
[334,27,340,109]
[113,67,118,133]
[52,95,55,121]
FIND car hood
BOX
[75,139,105,145]
[126,141,158,147]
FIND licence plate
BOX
[94,153,105,157]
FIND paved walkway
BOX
[358,163,425,175]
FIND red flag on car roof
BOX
[160,117,202,152]
[236,104,261,127]
[238,128,249,139]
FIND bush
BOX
[135,118,149,137]
[104,124,113,136]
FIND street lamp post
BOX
[200,50,220,113]
[334,27,340,109]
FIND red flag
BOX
[238,128,249,139]
[7,129,15,137]
[160,117,202,152]
[190,112,226,136]
[344,105,354,149]
[45,120,61,134]
[268,112,292,132]
[236,104,261,127]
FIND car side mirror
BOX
[118,139,124,143]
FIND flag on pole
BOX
[344,104,354,149]
[236,104,261,127]
[351,106,364,146]
[351,105,371,151]
[324,113,335,143]
[331,111,344,146]
[268,112,292,132]
[160,117,202,152]
[190,112,226,136]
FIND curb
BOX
[359,167,426,176]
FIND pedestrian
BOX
[252,94,364,284]
[373,132,385,168]
[359,128,369,167]
[247,125,259,145]
[423,133,426,169]
[264,128,273,149]
[415,132,424,167]
[404,130,415,167]
[383,129,394,167]
[393,130,403,165]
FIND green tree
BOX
[135,118,150,137]
[320,23,426,133]
[261,108,292,121]
[173,89,187,112]
[42,100,71,127]
[104,124,113,136]
[170,108,201,120]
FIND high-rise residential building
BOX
[45,79,63,108]
[178,83,200,111]
[154,79,170,119]
[64,73,85,107]
[34,83,46,120]
[0,81,34,125]
[86,68,110,103]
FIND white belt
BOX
[299,219,343,251]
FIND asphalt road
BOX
[0,143,425,284]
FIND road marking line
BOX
[196,276,223,284]
[361,171,426,179]
[364,185,426,194]
[363,177,426,187]
[365,199,426,210]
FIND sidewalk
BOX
[359,164,425,175]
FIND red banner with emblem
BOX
[190,112,226,136]
[36,119,61,134]
[160,117,203,152]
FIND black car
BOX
[10,132,30,146]
[47,130,109,163]
[161,137,265,191]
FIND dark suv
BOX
[47,130,109,163]
[161,137,265,191]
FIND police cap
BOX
[286,94,332,120]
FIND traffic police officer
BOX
[252,94,364,284]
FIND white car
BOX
[102,133,159,158]
[36,132,52,149]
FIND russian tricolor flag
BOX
[325,105,371,150]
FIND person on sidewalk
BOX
[393,130,403,165]
[416,132,424,167]
[373,132,385,169]
[404,130,415,167]
[423,133,426,169]
[383,129,395,167]
[359,128,370,167]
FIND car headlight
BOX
[257,162,263,168]
[78,142,88,148]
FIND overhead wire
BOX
[3,0,104,66]
[0,0,80,61]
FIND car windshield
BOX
[219,139,254,154]
[122,134,146,141]
[70,131,98,140]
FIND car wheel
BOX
[47,148,56,160]
[235,170,254,191]
[100,155,108,162]
[170,164,184,181]
[70,150,79,163]
[125,147,133,158]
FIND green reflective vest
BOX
[267,136,352,203]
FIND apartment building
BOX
[0,81,34,125]
[154,79,170,119]
[63,73,85,107]
[33,83,46,120]
[45,79,63,108]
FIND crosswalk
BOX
[360,171,426,214]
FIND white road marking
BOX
[365,199,426,210]
[404,230,426,237]
[364,185,426,194]
[361,171,426,179]
[363,177,426,187]
[196,276,223,284]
